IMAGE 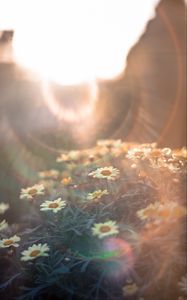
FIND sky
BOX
[0,0,160,84]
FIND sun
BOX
[0,0,159,85]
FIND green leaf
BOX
[0,273,22,290]
[51,264,70,275]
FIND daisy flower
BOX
[97,139,122,149]
[57,150,80,162]
[38,169,59,179]
[178,274,187,294]
[161,147,172,157]
[137,202,160,220]
[20,184,45,200]
[122,280,138,296]
[61,177,72,185]
[0,202,10,214]
[21,243,49,261]
[137,202,187,222]
[40,198,66,213]
[148,148,163,159]
[166,158,184,172]
[95,146,110,157]
[0,235,20,248]
[92,221,119,239]
[87,190,109,202]
[173,148,187,160]
[157,202,187,220]
[126,147,151,160]
[88,166,120,180]
[0,220,8,231]
[57,153,68,162]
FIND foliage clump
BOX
[0,141,186,300]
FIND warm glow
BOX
[0,0,159,85]
[42,81,98,122]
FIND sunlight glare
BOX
[0,0,159,85]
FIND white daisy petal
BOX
[21,243,49,261]
[91,221,119,238]
[88,166,120,180]
[0,235,21,248]
[40,198,66,213]
[20,184,45,200]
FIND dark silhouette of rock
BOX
[97,0,186,148]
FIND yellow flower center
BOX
[100,225,111,233]
[144,208,156,217]
[28,188,37,196]
[151,150,161,157]
[101,170,112,176]
[62,177,71,185]
[48,203,59,208]
[3,239,13,246]
[134,151,142,157]
[94,192,101,198]
[158,209,170,218]
[30,250,41,257]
